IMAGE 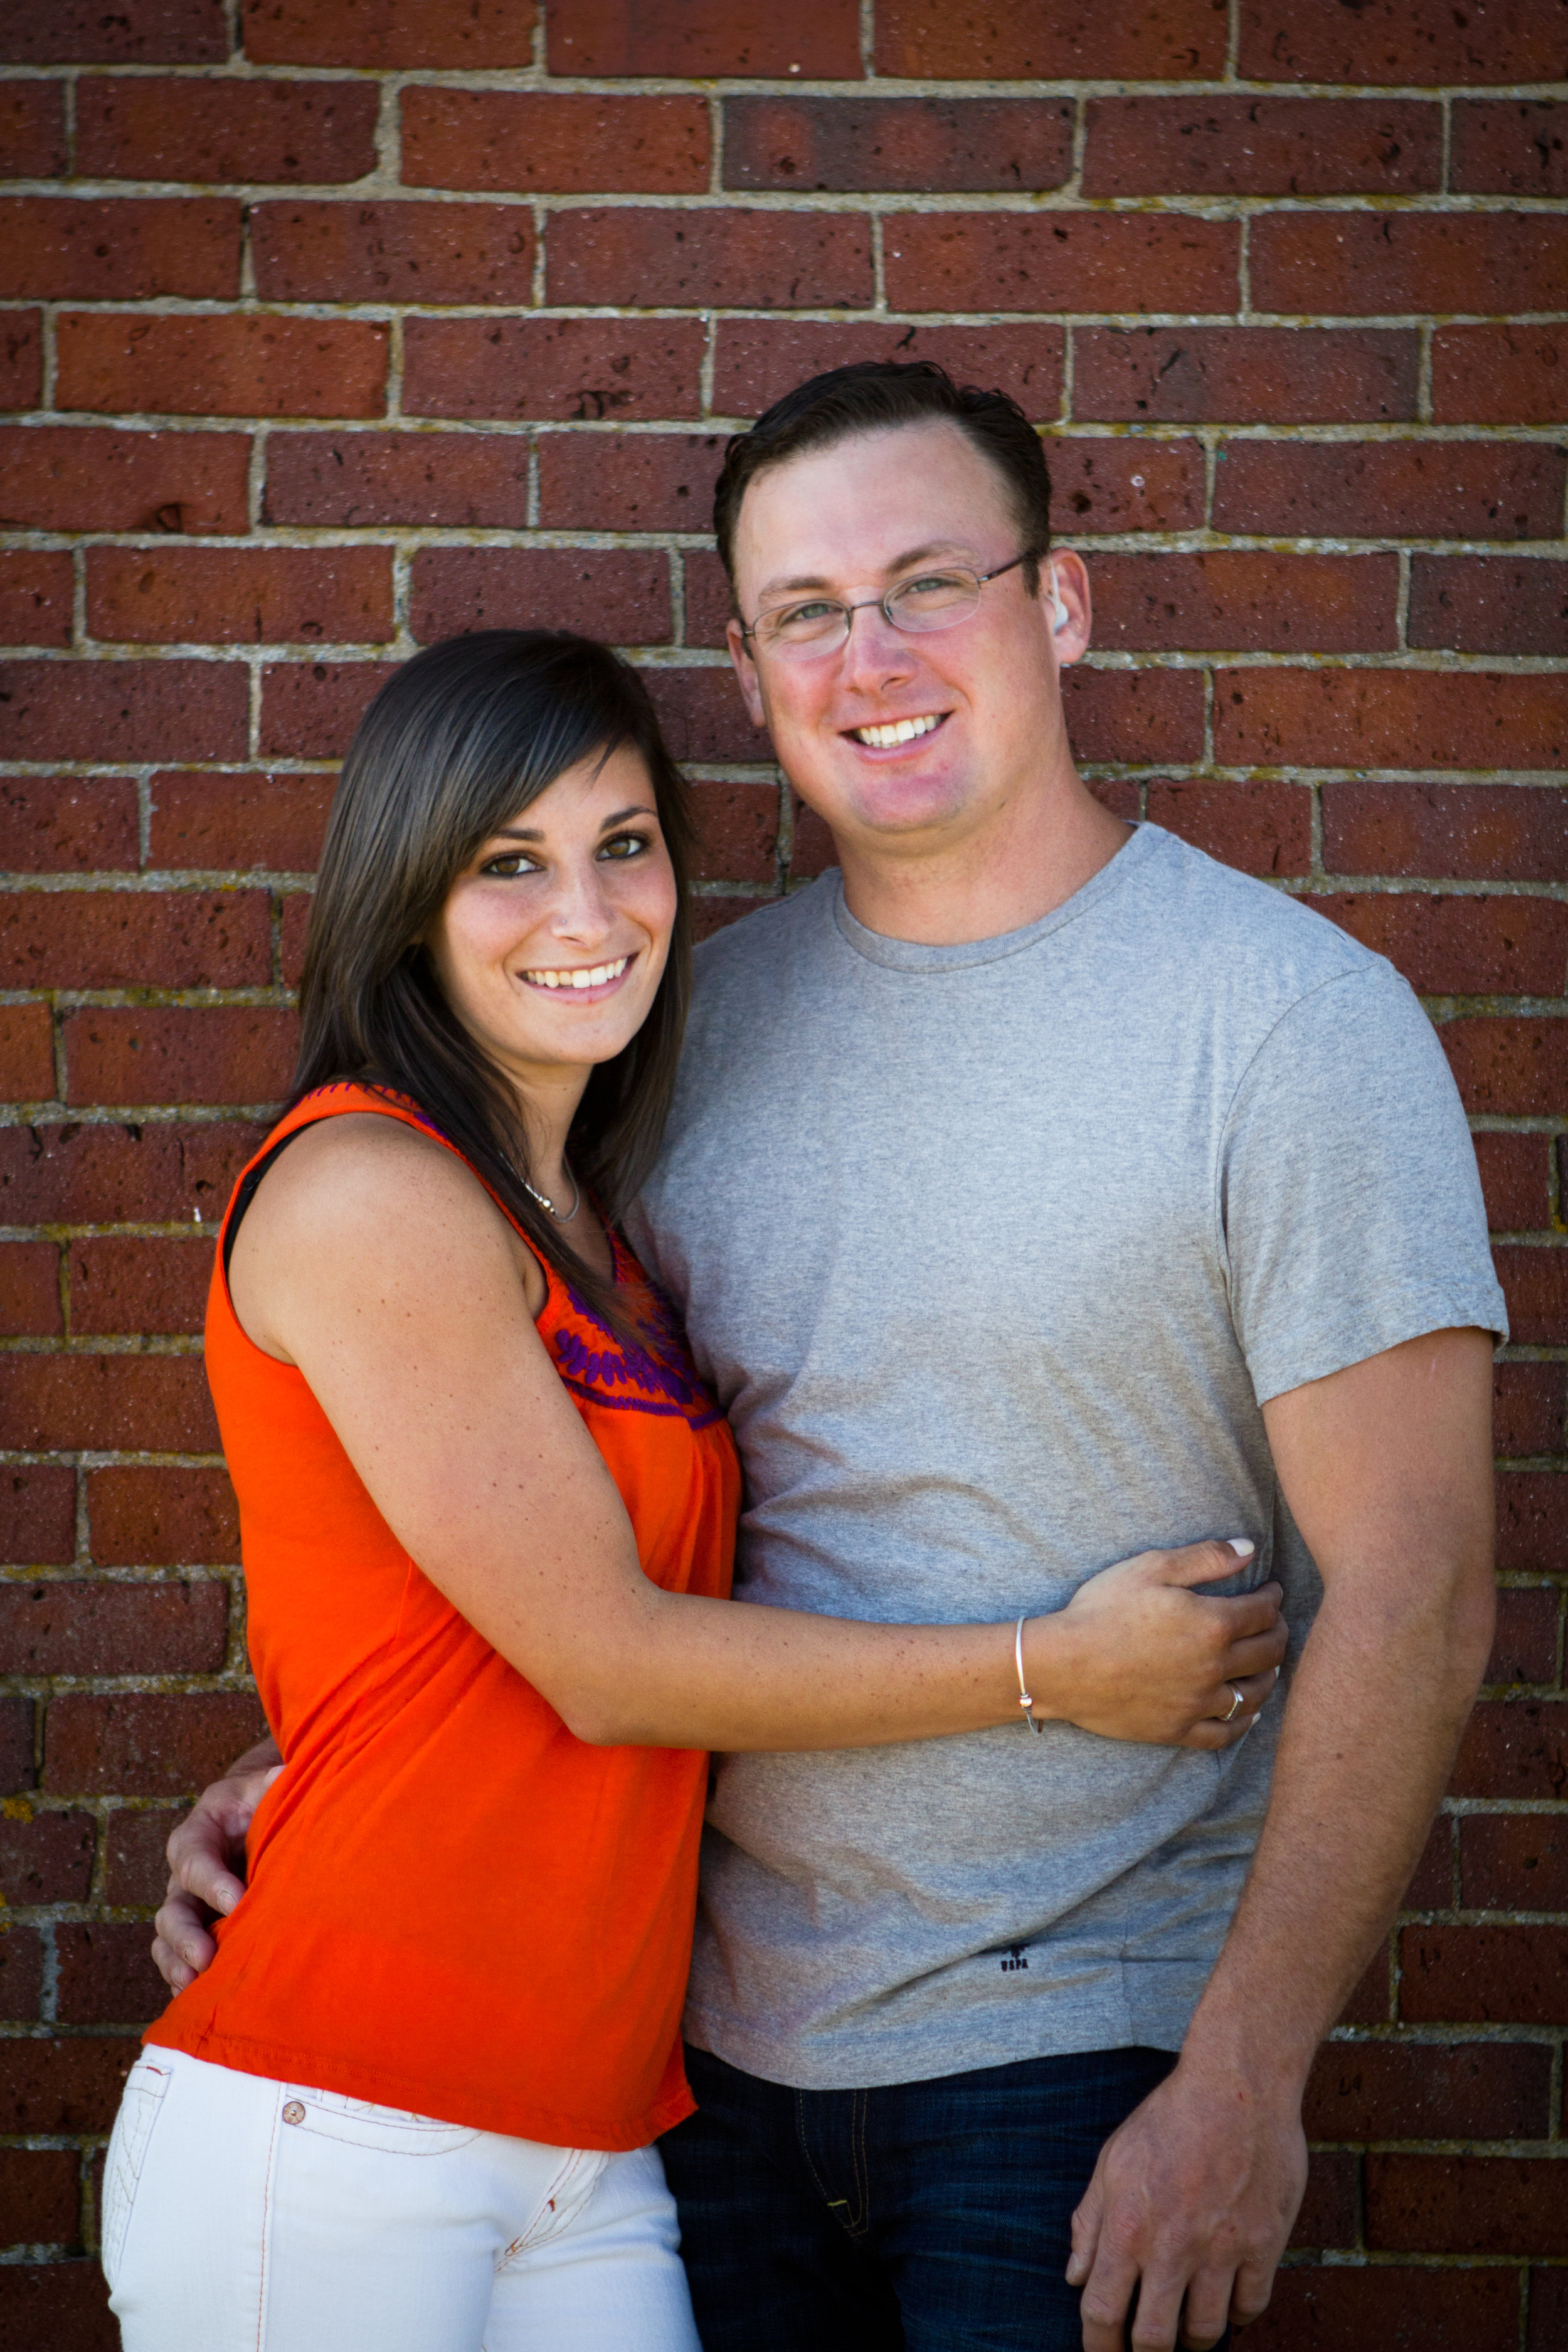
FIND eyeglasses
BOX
[738,553,1029,662]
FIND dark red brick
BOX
[0,1121,263,1227]
[403,89,709,193]
[1050,440,1205,536]
[403,315,703,423]
[0,78,67,176]
[725,97,1071,193]
[877,0,1227,78]
[56,1922,171,2026]
[0,196,239,300]
[1338,1938,1393,2026]
[1212,438,1565,542]
[1399,1924,1568,2026]
[57,310,388,420]
[1092,551,1396,654]
[68,1237,214,1337]
[1487,1586,1562,1687]
[683,550,732,648]
[242,0,532,66]
[1248,2265,1520,2351]
[1305,2040,1550,2143]
[1253,214,1568,319]
[1441,1020,1568,1119]
[0,550,72,647]
[280,889,310,987]
[0,776,138,872]
[788,798,837,883]
[0,1468,75,1568]
[0,1694,35,1789]
[645,667,759,765]
[1286,2150,1356,2250]
[45,1692,267,1799]
[1479,1138,1552,1236]
[1145,779,1310,877]
[1494,1249,1568,1348]
[64,1006,298,1110]
[0,2034,140,2131]
[265,430,529,529]
[712,319,1064,422]
[1216,670,1568,772]
[0,1579,227,1676]
[105,1806,180,1904]
[0,1,225,61]
[1076,327,1417,425]
[0,425,250,534]
[689,781,780,885]
[1063,667,1205,765]
[1453,100,1568,198]
[149,770,333,871]
[1530,2270,1568,2351]
[76,73,377,183]
[1313,893,1568,997]
[1369,2153,1568,2257]
[0,1924,42,2020]
[0,2264,115,2352]
[0,660,247,763]
[548,208,872,311]
[410,547,671,647]
[0,1806,95,1905]
[87,544,393,647]
[1402,1813,1454,1909]
[1496,1472,1568,1572]
[886,213,1237,317]
[0,307,40,408]
[252,199,534,305]
[1410,558,1568,659]
[0,1001,54,1099]
[88,1466,238,1567]
[1322,784,1568,884]
[258,660,395,757]
[0,890,270,990]
[1433,328,1568,428]
[0,1239,61,1336]
[1493,1360,1564,1451]
[548,0,862,77]
[1463,1813,1568,1912]
[1084,95,1440,197]
[0,1353,218,1451]
[538,432,726,533]
[689,894,772,943]
[1239,0,1568,85]
[0,2148,80,2246]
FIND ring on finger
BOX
[1222,1683,1245,1723]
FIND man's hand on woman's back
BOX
[152,1737,282,1992]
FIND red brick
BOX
[1409,558,1568,660]
[1254,214,1568,320]
[1146,779,1311,876]
[77,73,377,183]
[0,1693,36,1788]
[0,1924,42,2020]
[1493,1360,1564,1450]
[88,1466,238,1566]
[1063,667,1205,765]
[149,769,332,871]
[0,2148,80,2245]
[0,551,72,647]
[0,2,225,63]
[0,196,240,300]
[0,1353,218,1451]
[1312,893,1568,997]
[712,319,1064,421]
[1240,0,1568,85]
[43,1690,267,1797]
[0,307,40,408]
[689,894,771,943]
[252,199,534,305]
[258,659,396,758]
[0,426,250,534]
[1402,1813,1454,1909]
[683,549,732,649]
[1495,1249,1568,1348]
[645,667,759,765]
[885,213,1237,317]
[0,1001,53,1099]
[87,544,393,648]
[1286,2150,1356,2250]
[105,1806,179,1904]
[0,2033,140,2131]
[548,0,862,77]
[538,432,726,534]
[1441,1020,1568,1119]
[788,799,836,883]
[1400,1923,1568,2027]
[0,78,67,176]
[56,1923,172,2026]
[1216,669,1568,772]
[1530,2270,1568,2351]
[1310,2039,1550,2143]
[1249,2265,1520,2351]
[1497,1473,1568,1572]
[64,1006,298,1109]
[1480,1138,1553,1236]
[0,889,271,990]
[1050,440,1205,536]
[0,1120,263,1227]
[1092,551,1396,655]
[280,889,310,986]
[1457,1692,1568,1798]
[548,209,872,312]
[242,0,533,66]
[57,310,388,420]
[0,659,247,764]
[0,1579,227,1675]
[1076,327,1417,425]
[1453,101,1568,199]
[0,1808,95,1905]
[0,2265,115,2352]
[409,547,672,648]
[1433,327,1568,428]
[1322,783,1568,884]
[69,1237,215,1336]
[1369,2153,1568,2257]
[1463,1813,1568,1912]
[689,781,779,886]
[403,89,709,194]
[265,429,529,529]
[877,0,1227,77]
[1338,1937,1393,2025]
[724,97,1071,194]
[0,1240,61,1337]
[0,1468,75,1567]
[403,315,702,423]
[1212,438,1565,542]
[1488,1586,1562,1686]
[1084,95,1439,198]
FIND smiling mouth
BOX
[522,955,631,992]
[848,712,947,749]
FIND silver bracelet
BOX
[1015,1614,1043,1735]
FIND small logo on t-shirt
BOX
[1000,1945,1030,1973]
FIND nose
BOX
[837,598,918,696]
[544,851,620,946]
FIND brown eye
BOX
[480,852,539,878]
[598,832,650,862]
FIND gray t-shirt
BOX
[627,823,1505,2090]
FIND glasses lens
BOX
[886,570,982,633]
[755,599,849,655]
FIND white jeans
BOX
[103,2047,701,2352]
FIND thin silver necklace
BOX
[520,1165,581,1225]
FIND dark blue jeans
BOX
[662,2041,1207,2352]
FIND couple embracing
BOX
[107,362,1503,2352]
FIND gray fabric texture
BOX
[626,823,1506,2091]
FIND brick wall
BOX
[0,3,1564,2343]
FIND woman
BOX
[106,632,1285,2350]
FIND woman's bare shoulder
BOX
[239,1110,508,1261]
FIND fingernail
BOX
[1227,1537,1254,1557]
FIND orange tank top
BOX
[146,1083,739,2150]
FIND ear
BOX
[1045,552,1091,668]
[726,618,768,728]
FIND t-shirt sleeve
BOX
[1219,959,1508,1406]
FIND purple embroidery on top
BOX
[554,1268,721,1431]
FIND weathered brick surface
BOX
[1,12,1563,2332]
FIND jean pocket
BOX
[280,2085,480,2157]
[102,2055,174,2291]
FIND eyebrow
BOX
[756,541,973,600]
[490,803,657,844]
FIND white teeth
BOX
[524,956,628,991]
[852,713,943,748]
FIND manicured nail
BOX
[1227,1538,1254,1557]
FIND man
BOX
[157,364,1503,2351]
